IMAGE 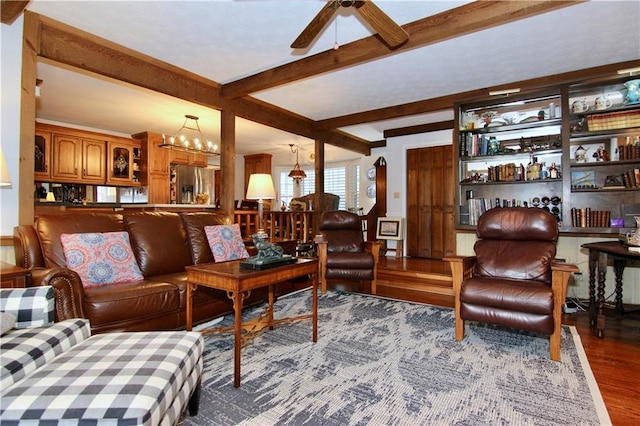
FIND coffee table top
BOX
[186,258,317,292]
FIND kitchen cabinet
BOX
[132,131,170,203]
[51,133,106,184]
[169,150,207,167]
[34,129,52,181]
[244,153,272,195]
[106,138,142,186]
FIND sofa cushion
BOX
[0,286,54,329]
[204,224,249,262]
[82,280,181,332]
[180,212,232,264]
[0,318,91,390]
[35,213,125,268]
[124,212,193,276]
[60,231,144,287]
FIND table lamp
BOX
[246,173,276,237]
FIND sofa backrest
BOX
[180,211,232,264]
[123,211,193,277]
[34,213,125,268]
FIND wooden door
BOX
[406,146,455,259]
[81,138,106,183]
[52,133,81,181]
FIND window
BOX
[277,161,360,210]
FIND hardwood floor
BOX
[326,257,640,426]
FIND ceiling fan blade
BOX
[291,1,339,49]
[355,1,408,48]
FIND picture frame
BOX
[376,217,404,240]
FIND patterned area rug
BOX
[186,289,610,426]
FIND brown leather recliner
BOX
[317,210,381,294]
[446,207,578,361]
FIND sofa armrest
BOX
[29,267,86,321]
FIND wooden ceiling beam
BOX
[318,59,640,130]
[34,13,371,155]
[220,1,583,99]
[384,121,454,139]
[1,0,29,25]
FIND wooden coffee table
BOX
[185,258,318,387]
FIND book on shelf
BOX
[570,207,610,227]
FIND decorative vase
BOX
[624,79,640,104]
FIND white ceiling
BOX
[26,0,640,166]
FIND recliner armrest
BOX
[363,240,382,264]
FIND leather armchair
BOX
[445,207,578,361]
[317,210,381,295]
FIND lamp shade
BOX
[246,173,276,200]
[0,147,12,187]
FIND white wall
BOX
[0,15,23,263]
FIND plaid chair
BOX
[0,286,54,328]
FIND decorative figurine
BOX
[592,145,610,162]
[574,145,589,163]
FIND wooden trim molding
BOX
[1,236,15,247]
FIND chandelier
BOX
[160,114,219,155]
[288,144,307,182]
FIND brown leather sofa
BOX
[13,211,281,334]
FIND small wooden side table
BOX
[0,261,30,288]
[581,241,640,338]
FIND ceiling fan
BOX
[291,0,409,49]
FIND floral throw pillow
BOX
[60,231,143,287]
[204,224,249,262]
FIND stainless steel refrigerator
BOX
[171,164,216,205]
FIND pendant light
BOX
[288,144,307,182]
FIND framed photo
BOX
[376,217,404,240]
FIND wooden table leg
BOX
[232,290,242,388]
[613,259,626,315]
[596,251,607,338]
[312,271,318,343]
[268,284,274,330]
[587,249,597,326]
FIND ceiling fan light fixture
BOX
[161,114,220,156]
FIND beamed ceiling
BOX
[3,0,640,163]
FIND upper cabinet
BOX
[106,138,141,186]
[51,132,106,184]
[34,129,52,181]
[455,91,564,226]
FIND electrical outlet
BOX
[573,272,583,282]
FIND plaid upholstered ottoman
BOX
[1,330,204,425]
